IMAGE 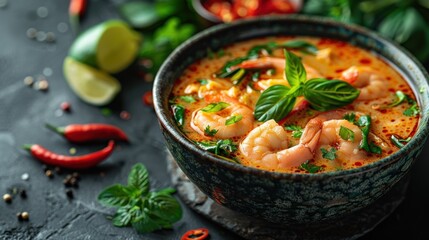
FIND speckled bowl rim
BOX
[154,15,429,181]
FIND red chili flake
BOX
[181,228,209,240]
[120,111,131,120]
[355,162,362,166]
[60,102,71,112]
[359,58,371,64]
[142,91,153,107]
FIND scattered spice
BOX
[60,102,71,112]
[35,31,47,42]
[23,76,34,86]
[120,111,131,120]
[45,123,129,142]
[43,67,53,77]
[21,173,30,181]
[101,108,113,117]
[17,212,29,221]
[57,22,69,33]
[37,79,49,91]
[142,91,153,107]
[45,169,54,178]
[3,193,12,203]
[20,190,27,199]
[63,174,80,188]
[23,141,115,169]
[181,228,210,240]
[54,167,62,174]
[65,189,74,199]
[26,28,38,39]
[36,6,49,18]
[69,147,77,155]
[45,32,56,43]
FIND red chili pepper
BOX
[69,0,87,33]
[45,123,129,143]
[23,140,115,169]
[181,228,209,240]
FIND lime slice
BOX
[63,57,121,106]
[69,20,141,73]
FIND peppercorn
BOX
[20,190,27,199]
[17,212,29,221]
[60,102,71,112]
[65,189,74,199]
[54,167,62,175]
[3,193,12,203]
[45,169,54,178]
[71,172,80,180]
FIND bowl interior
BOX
[153,15,429,178]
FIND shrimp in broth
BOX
[169,37,420,173]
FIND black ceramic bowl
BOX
[153,15,429,224]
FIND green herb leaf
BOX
[300,161,322,173]
[131,211,163,233]
[195,139,237,158]
[390,135,412,148]
[112,206,133,227]
[119,2,160,28]
[303,78,360,111]
[403,104,420,117]
[198,79,209,85]
[251,71,261,81]
[281,40,318,55]
[231,68,247,85]
[369,142,382,154]
[284,50,307,86]
[343,112,357,124]
[179,95,196,103]
[225,115,243,125]
[321,147,337,160]
[388,91,407,107]
[98,184,131,207]
[254,85,297,122]
[146,192,182,223]
[285,125,303,138]
[339,126,355,141]
[171,104,185,127]
[128,163,150,196]
[204,125,218,136]
[356,115,380,154]
[201,102,230,113]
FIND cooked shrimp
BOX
[239,117,324,170]
[191,95,253,139]
[317,119,366,161]
[233,57,323,79]
[341,66,388,101]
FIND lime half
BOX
[69,20,141,73]
[63,57,121,106]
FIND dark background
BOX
[1,1,428,239]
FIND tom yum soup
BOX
[169,37,420,173]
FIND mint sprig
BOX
[98,163,182,233]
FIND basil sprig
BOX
[254,50,360,121]
[98,163,182,233]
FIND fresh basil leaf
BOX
[171,104,185,127]
[357,115,371,152]
[303,78,360,111]
[98,184,131,207]
[216,57,250,77]
[225,115,243,126]
[254,85,297,122]
[128,163,150,196]
[343,112,357,124]
[369,142,382,154]
[388,91,407,107]
[112,206,133,227]
[339,126,355,141]
[321,147,337,160]
[403,104,420,116]
[179,95,196,103]
[284,50,307,86]
[204,125,218,136]
[281,40,318,55]
[146,192,182,223]
[300,161,322,173]
[201,102,230,113]
[285,125,303,138]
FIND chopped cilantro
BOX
[285,125,303,138]
[403,104,419,117]
[204,125,218,136]
[321,147,337,160]
[195,139,237,158]
[300,161,322,173]
[343,112,357,124]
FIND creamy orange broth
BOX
[170,37,419,173]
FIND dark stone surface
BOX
[0,1,428,239]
